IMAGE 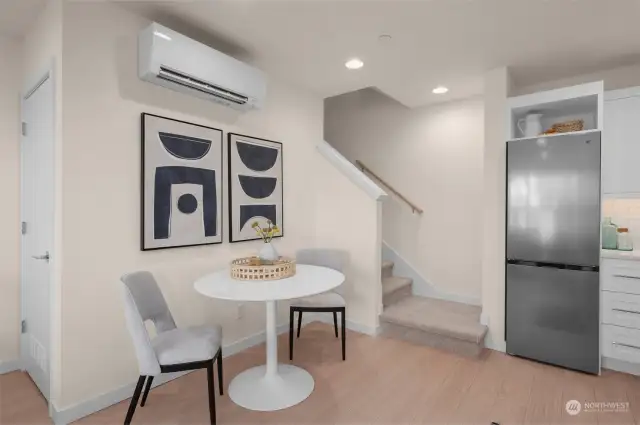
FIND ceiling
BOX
[0,0,46,39]
[119,0,640,107]
[4,1,640,107]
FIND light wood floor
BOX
[3,322,640,424]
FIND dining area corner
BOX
[119,248,348,425]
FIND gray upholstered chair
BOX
[120,271,223,425]
[289,249,348,361]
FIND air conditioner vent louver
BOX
[158,67,248,105]
[138,22,266,111]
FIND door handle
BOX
[612,341,640,351]
[32,251,50,262]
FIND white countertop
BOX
[601,249,640,261]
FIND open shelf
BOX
[507,128,601,143]
[507,82,603,140]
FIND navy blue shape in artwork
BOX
[239,204,277,231]
[159,132,212,160]
[236,141,278,171]
[154,166,217,239]
[177,193,198,214]
[238,175,277,199]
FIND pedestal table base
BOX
[228,364,314,411]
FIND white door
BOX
[21,74,54,401]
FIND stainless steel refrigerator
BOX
[506,132,601,374]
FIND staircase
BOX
[380,260,488,357]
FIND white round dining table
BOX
[194,264,345,411]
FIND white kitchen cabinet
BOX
[602,324,640,364]
[601,258,640,294]
[601,257,640,375]
[602,291,640,330]
[603,91,640,194]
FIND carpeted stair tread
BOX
[381,260,394,278]
[380,296,488,344]
[382,276,412,296]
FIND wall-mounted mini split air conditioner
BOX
[138,22,266,111]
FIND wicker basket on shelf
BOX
[551,119,584,133]
[230,257,296,281]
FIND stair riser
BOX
[381,264,394,279]
[379,322,485,358]
[382,285,412,307]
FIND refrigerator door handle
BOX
[612,308,640,315]
[612,341,640,351]
[507,259,599,272]
[613,274,640,280]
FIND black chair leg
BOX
[289,308,295,360]
[124,375,146,425]
[207,360,217,425]
[140,376,153,407]
[297,311,303,338]
[341,308,346,361]
[333,311,338,338]
[216,350,224,396]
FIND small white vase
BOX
[259,242,279,262]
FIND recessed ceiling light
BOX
[378,34,392,42]
[432,86,449,94]
[345,58,364,70]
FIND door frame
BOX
[19,63,58,409]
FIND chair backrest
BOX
[120,271,177,376]
[296,248,348,272]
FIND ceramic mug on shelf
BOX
[517,113,544,138]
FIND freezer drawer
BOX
[506,263,599,374]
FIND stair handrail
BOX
[355,160,423,214]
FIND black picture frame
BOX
[227,132,284,243]
[141,112,224,251]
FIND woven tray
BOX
[230,257,296,281]
[551,119,584,133]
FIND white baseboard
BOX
[302,313,379,336]
[483,335,506,353]
[382,241,481,306]
[480,312,490,327]
[221,323,291,358]
[0,358,23,374]
[51,370,191,425]
[602,356,640,376]
[51,323,291,425]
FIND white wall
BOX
[57,1,380,411]
[481,68,511,351]
[0,36,22,366]
[514,62,640,96]
[324,88,484,303]
[313,154,383,330]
